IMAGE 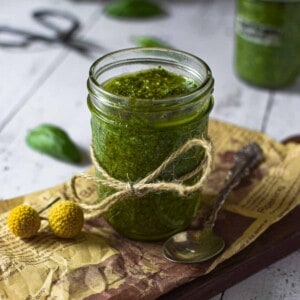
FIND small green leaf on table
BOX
[104,0,164,18]
[26,124,82,163]
[132,36,172,48]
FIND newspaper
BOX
[0,119,299,299]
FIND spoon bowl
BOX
[163,229,225,263]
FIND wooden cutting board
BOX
[159,136,300,300]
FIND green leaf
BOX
[131,36,171,48]
[26,124,82,163]
[104,0,164,18]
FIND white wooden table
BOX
[0,0,299,299]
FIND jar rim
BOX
[88,47,214,107]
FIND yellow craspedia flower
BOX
[7,205,41,238]
[48,200,84,238]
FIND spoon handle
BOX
[205,142,264,229]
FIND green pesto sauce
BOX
[235,0,300,88]
[90,68,212,241]
[103,67,198,100]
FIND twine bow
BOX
[69,137,213,220]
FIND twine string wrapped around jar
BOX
[69,137,213,220]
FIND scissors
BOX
[0,9,102,57]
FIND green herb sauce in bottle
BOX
[235,0,300,88]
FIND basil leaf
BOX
[104,0,164,18]
[26,124,82,163]
[131,36,171,48]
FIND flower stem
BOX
[38,197,60,214]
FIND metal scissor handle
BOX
[32,9,80,42]
[0,26,43,47]
[0,9,80,48]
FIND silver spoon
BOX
[163,142,264,263]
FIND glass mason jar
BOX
[87,48,214,241]
[235,0,300,88]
